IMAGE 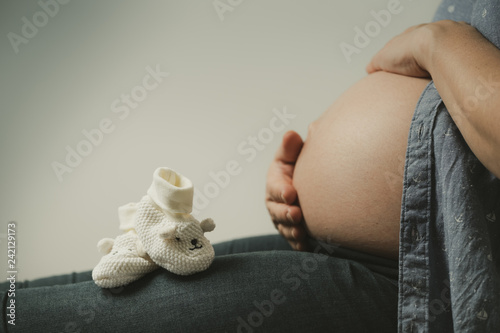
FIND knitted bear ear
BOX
[200,218,215,233]
[97,238,115,254]
[159,224,177,239]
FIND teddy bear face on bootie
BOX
[154,217,216,275]
[135,196,216,276]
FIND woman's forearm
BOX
[421,21,500,178]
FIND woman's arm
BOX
[367,20,500,178]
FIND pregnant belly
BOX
[293,71,430,259]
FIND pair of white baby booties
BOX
[92,167,216,288]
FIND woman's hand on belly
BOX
[265,131,308,251]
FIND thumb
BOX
[366,61,379,74]
[275,130,304,164]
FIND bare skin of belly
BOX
[293,71,430,259]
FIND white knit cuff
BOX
[146,167,193,214]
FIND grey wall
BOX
[0,0,440,280]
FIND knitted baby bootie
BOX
[135,167,216,275]
[92,230,159,288]
[92,204,158,288]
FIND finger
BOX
[277,224,293,240]
[277,225,309,252]
[366,47,388,74]
[278,224,305,242]
[266,179,297,205]
[266,201,303,225]
[290,224,309,251]
[291,225,307,241]
[366,61,380,74]
[295,240,310,252]
[280,183,298,205]
[266,131,303,204]
[286,238,301,251]
[274,130,304,164]
[265,160,297,204]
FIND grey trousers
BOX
[1,235,398,332]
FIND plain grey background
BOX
[0,0,440,280]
